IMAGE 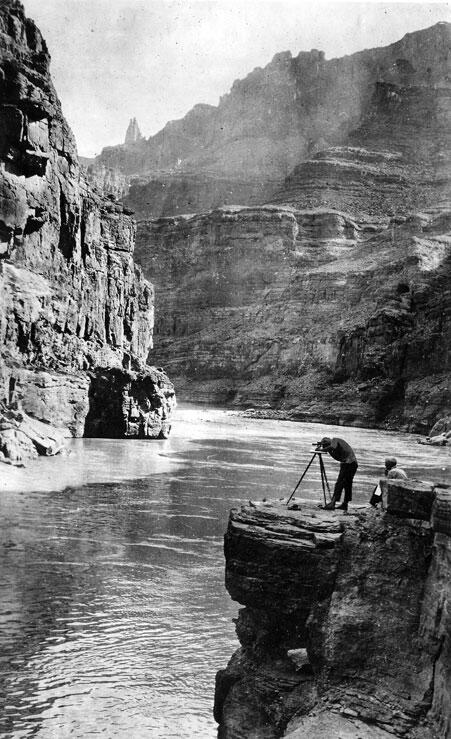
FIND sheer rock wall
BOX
[215,486,451,738]
[0,0,174,438]
[96,24,450,219]
[137,199,450,431]
[135,23,450,431]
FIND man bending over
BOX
[316,437,358,513]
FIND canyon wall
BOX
[134,23,450,431]
[215,483,451,738]
[96,23,450,219]
[0,0,174,439]
[136,199,450,431]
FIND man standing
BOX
[316,437,358,512]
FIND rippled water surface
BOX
[1,405,449,738]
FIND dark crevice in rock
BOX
[57,189,78,260]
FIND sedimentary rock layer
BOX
[123,172,277,221]
[0,0,174,438]
[96,23,450,218]
[132,22,450,430]
[137,200,450,431]
[215,483,451,738]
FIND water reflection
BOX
[0,406,449,737]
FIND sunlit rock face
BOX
[0,0,174,438]
[215,484,451,738]
[134,22,450,431]
[136,200,450,431]
[96,24,450,219]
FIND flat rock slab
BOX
[225,502,346,615]
[233,501,344,548]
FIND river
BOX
[0,405,449,738]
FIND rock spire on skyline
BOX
[124,117,143,144]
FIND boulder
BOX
[386,478,436,520]
[0,401,67,464]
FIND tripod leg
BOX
[319,457,327,506]
[320,455,332,501]
[286,453,316,505]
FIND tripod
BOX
[286,451,332,508]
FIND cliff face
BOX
[0,0,174,439]
[215,482,451,738]
[137,198,450,431]
[123,172,277,221]
[83,162,130,202]
[134,22,450,431]
[96,24,450,218]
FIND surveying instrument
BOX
[285,445,332,508]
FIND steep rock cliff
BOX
[0,0,174,439]
[83,162,130,202]
[134,23,450,431]
[123,172,277,221]
[136,198,450,431]
[215,483,451,738]
[96,23,450,218]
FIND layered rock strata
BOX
[215,482,451,738]
[134,20,451,430]
[0,0,174,439]
[83,162,130,202]
[123,172,277,221]
[95,23,450,218]
[137,199,450,431]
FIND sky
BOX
[24,0,451,158]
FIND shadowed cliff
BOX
[0,0,175,446]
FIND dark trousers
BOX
[334,462,358,503]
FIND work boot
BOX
[324,496,337,510]
[336,502,348,512]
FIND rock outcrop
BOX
[133,23,450,431]
[83,162,130,202]
[0,0,174,440]
[0,401,67,464]
[124,117,143,145]
[215,482,451,738]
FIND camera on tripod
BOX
[286,443,332,508]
